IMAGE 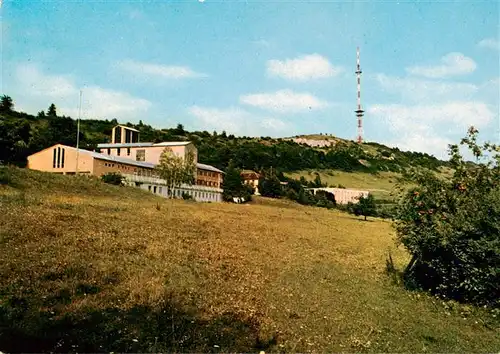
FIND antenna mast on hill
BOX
[355,47,364,144]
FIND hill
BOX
[1,167,498,352]
[1,96,449,177]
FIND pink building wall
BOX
[27,144,95,175]
[99,144,197,165]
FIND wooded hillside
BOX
[0,95,450,174]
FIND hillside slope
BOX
[1,167,498,353]
[1,99,449,176]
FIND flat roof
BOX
[97,142,154,148]
[91,152,156,169]
[96,141,191,148]
[154,141,191,147]
[114,125,140,132]
[31,144,222,173]
[58,145,156,169]
[197,163,223,173]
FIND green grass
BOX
[0,166,498,352]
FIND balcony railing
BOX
[122,173,223,193]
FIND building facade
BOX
[27,125,224,202]
[307,187,369,205]
[240,170,261,195]
[111,125,140,144]
[27,144,156,176]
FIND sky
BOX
[2,0,499,159]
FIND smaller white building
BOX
[308,187,369,205]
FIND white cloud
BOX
[239,89,329,113]
[406,52,477,78]
[478,38,499,51]
[253,39,270,47]
[368,102,495,158]
[261,118,287,130]
[9,63,151,121]
[16,64,76,99]
[375,73,478,102]
[117,59,207,79]
[267,54,342,81]
[187,106,291,136]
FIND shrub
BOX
[101,172,124,185]
[182,192,193,200]
[297,189,314,206]
[348,194,377,221]
[394,127,500,306]
[259,174,282,198]
[0,167,12,185]
[315,190,336,205]
[286,188,298,201]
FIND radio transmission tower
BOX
[355,46,364,144]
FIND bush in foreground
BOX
[394,127,499,306]
[101,172,124,185]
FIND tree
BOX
[0,95,14,112]
[394,127,500,306]
[349,194,377,221]
[259,172,282,198]
[313,174,324,188]
[221,160,248,202]
[155,148,196,198]
[0,119,31,165]
[174,123,185,135]
[47,103,57,117]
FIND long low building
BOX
[27,144,224,202]
[307,187,370,205]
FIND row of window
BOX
[103,162,140,172]
[52,147,65,168]
[103,148,146,161]
[197,180,219,187]
[146,185,219,201]
[105,147,132,157]
[198,170,217,177]
[148,185,163,194]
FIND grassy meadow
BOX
[0,167,498,353]
[285,170,402,200]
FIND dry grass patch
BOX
[0,167,498,352]
[286,170,402,200]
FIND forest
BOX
[0,95,449,174]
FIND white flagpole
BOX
[76,90,82,175]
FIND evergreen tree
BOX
[0,95,14,112]
[221,160,247,202]
[174,123,185,135]
[313,174,324,187]
[259,172,282,198]
[47,103,57,117]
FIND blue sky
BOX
[2,0,499,158]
